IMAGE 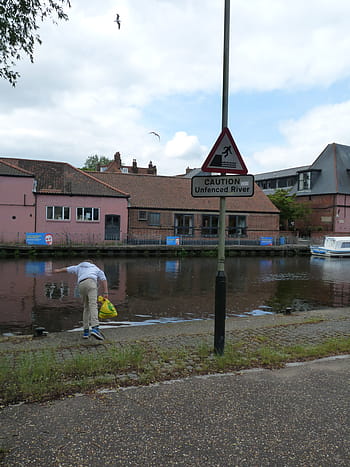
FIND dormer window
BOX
[298,171,311,191]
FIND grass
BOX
[0,335,349,406]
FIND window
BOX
[298,172,311,191]
[46,206,70,221]
[148,212,160,226]
[76,207,100,221]
[201,215,219,236]
[228,215,247,237]
[174,214,193,236]
[138,210,148,221]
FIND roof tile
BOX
[93,172,279,213]
[0,158,129,198]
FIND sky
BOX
[2,0,350,176]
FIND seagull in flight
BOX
[114,13,121,29]
[149,131,160,141]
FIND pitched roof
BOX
[0,159,34,177]
[92,172,279,213]
[254,166,309,180]
[0,158,129,198]
[307,143,350,195]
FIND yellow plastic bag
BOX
[98,295,118,319]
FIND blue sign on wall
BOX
[166,236,180,246]
[260,237,273,246]
[26,233,53,246]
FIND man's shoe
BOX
[82,329,90,339]
[91,327,104,341]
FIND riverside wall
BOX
[0,244,310,258]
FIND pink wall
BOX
[35,195,128,244]
[0,176,35,242]
[0,175,129,244]
[0,176,35,205]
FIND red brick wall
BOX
[296,194,335,232]
[128,208,280,241]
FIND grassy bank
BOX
[1,336,349,406]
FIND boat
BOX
[310,236,350,257]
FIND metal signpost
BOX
[212,0,231,355]
[197,0,250,355]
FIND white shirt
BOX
[66,262,107,284]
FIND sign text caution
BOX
[191,175,254,198]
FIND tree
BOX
[268,189,311,230]
[82,155,112,171]
[0,0,71,86]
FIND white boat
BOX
[310,236,350,257]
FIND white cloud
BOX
[231,0,350,91]
[251,100,350,173]
[165,132,205,158]
[2,0,350,174]
[134,131,207,176]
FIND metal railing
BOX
[0,232,310,247]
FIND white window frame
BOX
[76,207,100,222]
[46,206,70,221]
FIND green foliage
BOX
[82,155,112,171]
[0,0,71,86]
[268,189,311,230]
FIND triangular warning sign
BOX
[201,127,248,174]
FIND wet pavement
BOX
[0,308,349,466]
[1,308,349,362]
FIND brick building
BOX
[101,152,157,175]
[255,142,350,236]
[93,172,279,243]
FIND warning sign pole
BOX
[214,0,230,355]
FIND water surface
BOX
[1,255,349,335]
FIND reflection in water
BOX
[45,282,69,300]
[1,256,350,335]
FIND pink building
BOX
[0,158,129,244]
[0,160,36,243]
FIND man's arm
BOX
[53,267,67,273]
[101,279,109,297]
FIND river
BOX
[1,255,349,335]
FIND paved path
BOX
[1,356,349,466]
[0,308,349,466]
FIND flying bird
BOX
[149,131,160,141]
[114,13,121,29]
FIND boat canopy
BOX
[324,237,350,249]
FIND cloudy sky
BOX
[1,0,350,176]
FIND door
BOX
[105,215,120,240]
